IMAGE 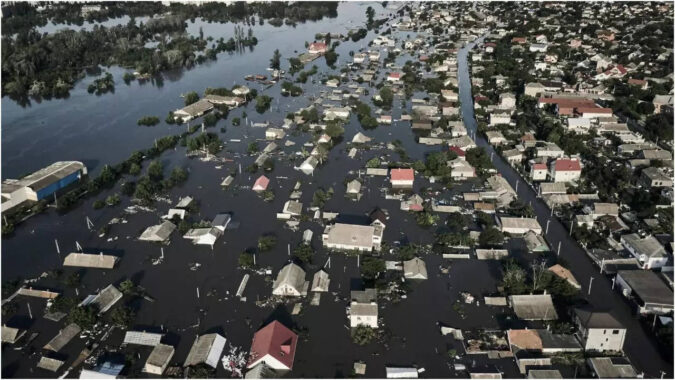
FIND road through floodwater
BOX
[457,35,673,378]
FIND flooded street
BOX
[4,2,670,379]
[457,36,673,379]
[2,4,518,378]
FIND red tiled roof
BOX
[309,42,327,50]
[628,78,647,86]
[508,329,543,350]
[388,72,401,79]
[554,159,581,172]
[533,163,547,170]
[390,168,414,181]
[253,175,270,190]
[449,146,466,156]
[538,98,597,108]
[248,321,298,370]
[577,107,612,114]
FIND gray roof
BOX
[245,362,277,379]
[617,270,674,306]
[139,221,176,242]
[63,252,118,269]
[175,99,214,117]
[124,331,163,346]
[508,294,558,320]
[212,213,232,229]
[589,357,637,378]
[44,323,81,352]
[272,263,308,296]
[351,302,378,317]
[574,307,623,329]
[351,288,377,303]
[311,270,330,292]
[90,284,123,314]
[11,161,85,192]
[536,329,581,350]
[37,356,64,372]
[403,257,428,279]
[184,333,226,368]
[1,326,24,343]
[528,369,562,379]
[621,233,667,259]
[145,344,175,369]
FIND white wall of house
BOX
[582,328,626,352]
[551,170,581,183]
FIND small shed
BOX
[311,270,330,292]
[184,333,226,368]
[44,323,81,352]
[37,357,64,372]
[508,294,558,321]
[139,221,176,242]
[144,344,175,375]
[403,257,428,280]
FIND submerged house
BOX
[272,263,309,297]
[44,323,81,352]
[80,284,123,314]
[184,333,227,368]
[247,321,298,372]
[322,222,384,252]
[311,270,330,292]
[403,257,428,280]
[173,99,214,123]
[139,221,176,242]
[144,344,175,375]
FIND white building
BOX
[272,263,309,297]
[499,217,543,235]
[574,308,626,353]
[323,223,383,251]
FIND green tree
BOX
[270,49,281,70]
[258,235,277,251]
[325,121,345,137]
[361,256,385,280]
[170,167,188,184]
[366,157,381,168]
[293,243,314,263]
[148,160,163,182]
[184,91,200,106]
[479,227,504,248]
[366,6,375,27]
[67,305,98,330]
[119,279,136,295]
[110,306,135,328]
[352,325,376,345]
[129,163,141,175]
[239,252,255,268]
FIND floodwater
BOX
[2,3,669,379]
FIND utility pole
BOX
[612,276,616,290]
[55,239,61,255]
[588,277,594,296]
[557,241,561,256]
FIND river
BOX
[457,35,673,378]
[2,4,523,378]
[3,5,669,378]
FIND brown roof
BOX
[508,329,543,350]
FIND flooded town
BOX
[1,1,674,379]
